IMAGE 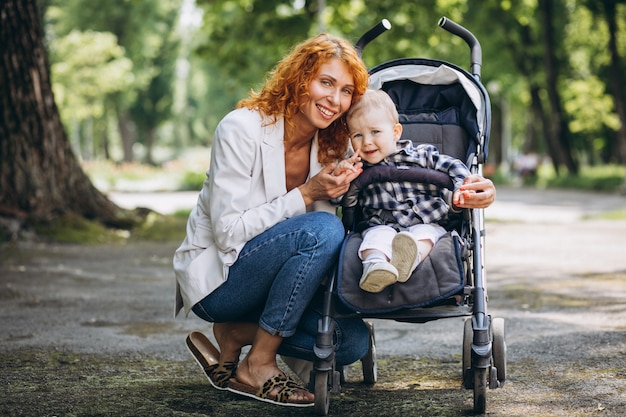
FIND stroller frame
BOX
[311,17,506,415]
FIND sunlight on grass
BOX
[82,148,210,192]
[536,163,625,191]
[129,212,188,242]
[32,213,128,244]
[584,209,626,220]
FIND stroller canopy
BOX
[368,58,490,161]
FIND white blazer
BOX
[173,108,336,316]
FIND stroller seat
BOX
[337,228,466,315]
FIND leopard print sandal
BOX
[228,373,314,407]
[186,331,238,390]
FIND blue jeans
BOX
[192,212,369,366]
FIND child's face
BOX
[348,107,402,164]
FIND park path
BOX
[2,186,625,416]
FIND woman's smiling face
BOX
[298,58,355,131]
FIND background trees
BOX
[191,0,625,177]
[1,0,625,234]
[44,0,183,164]
[38,0,626,174]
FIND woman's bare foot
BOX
[212,322,257,363]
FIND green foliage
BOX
[129,212,188,241]
[46,0,183,162]
[542,164,626,191]
[29,209,189,244]
[31,213,129,244]
[179,171,206,191]
[44,0,626,173]
[195,0,316,101]
[50,29,133,122]
[561,4,622,157]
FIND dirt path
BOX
[1,187,625,416]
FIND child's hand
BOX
[332,152,362,176]
[452,188,476,208]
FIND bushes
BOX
[540,164,625,192]
[491,163,625,193]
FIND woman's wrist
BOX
[298,184,314,206]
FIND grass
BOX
[82,148,210,193]
[0,348,472,417]
[31,212,131,244]
[591,209,626,220]
[538,163,626,191]
[30,211,189,244]
[129,211,189,242]
[492,162,626,192]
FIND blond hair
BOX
[346,89,399,130]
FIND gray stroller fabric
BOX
[337,231,465,314]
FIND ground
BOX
[1,187,625,417]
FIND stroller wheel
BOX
[339,365,348,384]
[313,370,330,415]
[361,321,377,384]
[462,318,473,389]
[492,317,507,386]
[473,367,487,414]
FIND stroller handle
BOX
[438,16,482,79]
[355,19,392,56]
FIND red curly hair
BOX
[237,33,369,165]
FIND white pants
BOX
[359,224,447,261]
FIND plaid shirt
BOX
[359,140,470,228]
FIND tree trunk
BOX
[530,85,561,174]
[602,0,626,164]
[493,4,563,174]
[540,0,578,174]
[143,128,156,166]
[117,112,135,163]
[0,0,126,227]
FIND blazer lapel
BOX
[261,117,287,201]
[260,118,324,204]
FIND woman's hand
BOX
[299,162,362,206]
[452,174,496,209]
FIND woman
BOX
[174,33,496,407]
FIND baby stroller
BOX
[311,17,506,415]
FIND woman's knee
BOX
[299,212,344,249]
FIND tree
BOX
[0,0,127,236]
[47,0,182,163]
[465,0,584,175]
[128,17,179,165]
[539,0,578,174]
[593,0,626,164]
[49,30,133,160]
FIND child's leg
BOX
[391,224,446,282]
[359,225,396,262]
[358,226,399,293]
